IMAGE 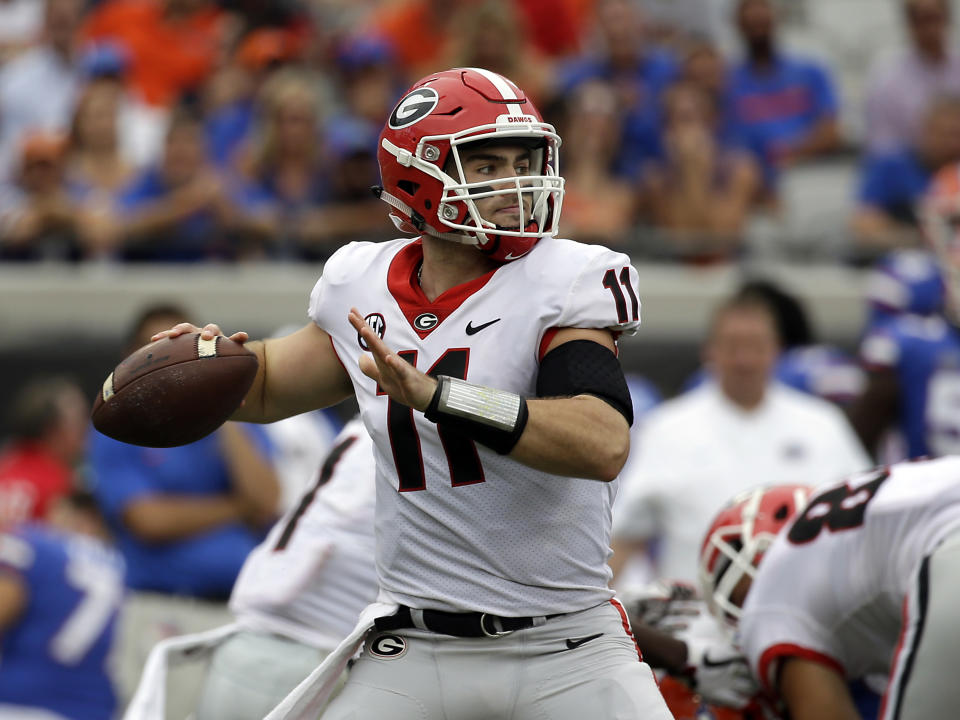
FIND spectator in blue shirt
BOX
[851,95,960,248]
[726,0,840,189]
[88,303,279,598]
[116,110,253,261]
[87,302,280,712]
[232,68,394,259]
[555,0,679,183]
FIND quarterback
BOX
[155,67,671,719]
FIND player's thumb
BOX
[358,354,380,382]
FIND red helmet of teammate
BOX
[376,67,564,263]
[698,484,811,627]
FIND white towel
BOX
[122,623,240,720]
[264,602,398,720]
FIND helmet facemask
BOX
[379,120,564,261]
[698,484,811,628]
[699,528,769,627]
[435,132,564,256]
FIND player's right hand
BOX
[151,322,249,345]
[349,307,436,411]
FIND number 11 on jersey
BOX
[380,348,485,491]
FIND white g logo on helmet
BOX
[389,88,439,129]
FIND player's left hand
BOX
[680,614,759,709]
[349,308,437,411]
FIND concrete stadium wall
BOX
[0,260,870,436]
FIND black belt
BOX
[374,605,564,638]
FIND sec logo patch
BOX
[359,313,386,350]
[369,633,407,659]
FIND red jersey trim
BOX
[538,328,621,362]
[328,333,349,376]
[757,643,845,695]
[538,328,560,361]
[386,240,499,339]
[609,597,644,663]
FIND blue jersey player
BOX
[0,491,125,720]
[848,164,960,460]
[852,313,960,459]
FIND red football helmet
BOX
[698,485,811,627]
[376,67,564,262]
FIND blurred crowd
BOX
[0,0,958,264]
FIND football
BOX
[91,333,259,448]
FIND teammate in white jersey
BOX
[701,461,960,720]
[194,417,378,719]
[153,67,671,720]
[123,419,378,720]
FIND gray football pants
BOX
[194,630,336,720]
[320,600,672,720]
[882,528,960,720]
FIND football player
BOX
[849,163,960,460]
[0,491,125,720]
[703,461,960,720]
[153,68,671,720]
[123,418,378,720]
[621,580,763,720]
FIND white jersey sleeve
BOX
[548,240,641,335]
[308,241,388,333]
[229,418,378,651]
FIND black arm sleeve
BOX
[536,340,633,426]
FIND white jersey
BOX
[229,419,379,651]
[261,410,341,513]
[740,456,960,691]
[309,236,641,616]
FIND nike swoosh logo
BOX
[465,318,501,335]
[701,653,743,668]
[564,633,603,650]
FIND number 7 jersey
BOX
[309,236,641,617]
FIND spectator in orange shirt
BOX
[555,79,638,246]
[444,0,551,106]
[367,0,470,83]
[82,0,225,108]
[0,376,89,528]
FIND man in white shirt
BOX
[611,292,870,582]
